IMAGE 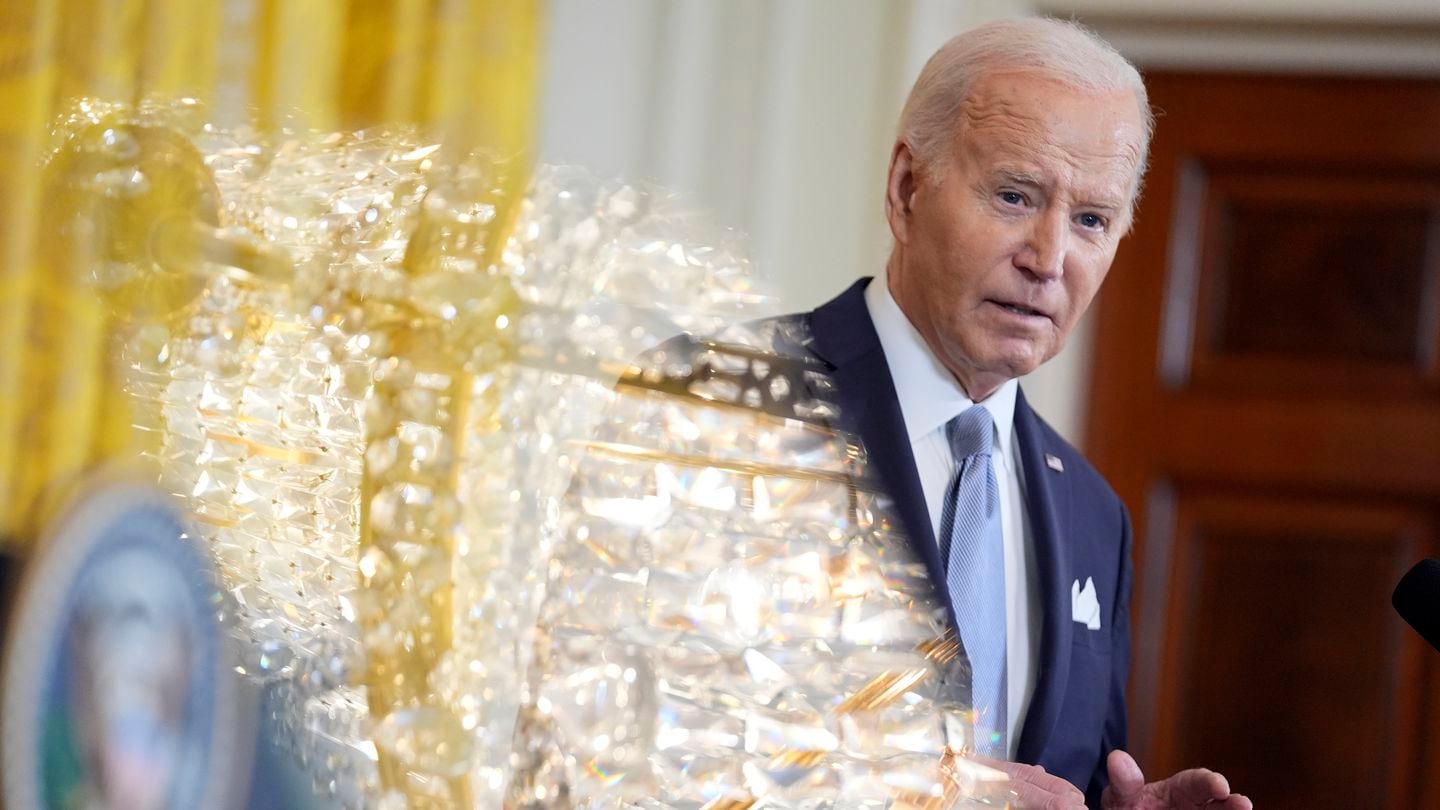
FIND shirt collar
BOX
[864,275,1018,453]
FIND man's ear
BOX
[884,140,918,245]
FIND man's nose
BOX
[1016,211,1067,281]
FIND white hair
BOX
[899,17,1154,194]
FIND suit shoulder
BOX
[646,311,818,362]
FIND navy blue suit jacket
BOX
[804,278,1134,805]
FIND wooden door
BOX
[1086,72,1440,809]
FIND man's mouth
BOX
[990,300,1049,319]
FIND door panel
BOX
[1142,492,1432,808]
[1087,72,1440,809]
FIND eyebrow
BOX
[994,167,1130,213]
[995,169,1045,188]
[1077,196,1126,213]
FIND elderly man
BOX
[795,19,1250,809]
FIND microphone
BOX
[1393,559,1440,652]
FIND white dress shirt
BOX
[864,277,1041,758]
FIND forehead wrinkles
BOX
[960,87,1042,132]
[956,92,1047,156]
[954,87,1142,203]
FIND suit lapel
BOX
[809,281,1073,763]
[1013,388,1074,764]
[808,279,950,617]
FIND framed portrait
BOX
[2,478,243,810]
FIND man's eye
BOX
[1077,213,1106,230]
[998,191,1025,206]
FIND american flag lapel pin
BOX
[1045,453,1064,473]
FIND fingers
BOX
[1009,782,1090,810]
[971,756,1086,809]
[994,758,1086,796]
[1103,749,1146,804]
[1100,752,1251,810]
[1168,768,1234,805]
[1009,777,1089,809]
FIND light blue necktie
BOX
[940,405,1007,756]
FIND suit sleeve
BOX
[1085,499,1134,808]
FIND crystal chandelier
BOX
[43,98,1011,807]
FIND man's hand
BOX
[1101,750,1252,809]
[974,757,1087,809]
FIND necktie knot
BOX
[946,405,994,460]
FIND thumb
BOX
[1102,750,1146,809]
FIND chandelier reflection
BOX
[54,98,1011,807]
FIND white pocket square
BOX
[1071,577,1101,630]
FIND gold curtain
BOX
[0,0,539,545]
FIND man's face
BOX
[886,71,1146,400]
